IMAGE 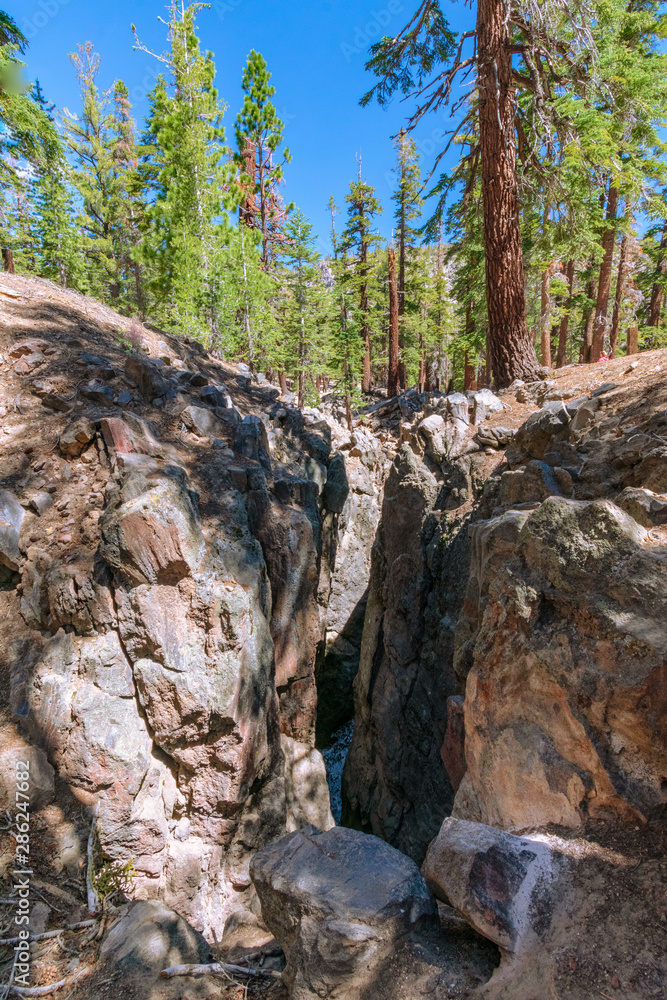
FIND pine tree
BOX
[0,11,60,271]
[28,81,80,287]
[134,1,233,339]
[235,51,291,269]
[387,244,400,397]
[108,80,145,313]
[392,129,423,389]
[340,167,383,393]
[62,42,118,298]
[280,209,326,406]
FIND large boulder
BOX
[250,825,438,1000]
[513,400,570,460]
[99,899,211,992]
[0,490,24,571]
[180,404,228,440]
[423,818,561,953]
[421,817,666,1000]
[453,497,667,830]
[615,486,667,527]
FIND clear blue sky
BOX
[9,0,475,255]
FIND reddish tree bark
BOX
[647,219,667,328]
[477,0,540,386]
[387,247,400,398]
[627,325,639,355]
[238,138,257,229]
[540,264,553,368]
[590,185,620,360]
[582,275,597,363]
[556,260,575,368]
[2,249,15,274]
[610,227,631,358]
[464,350,476,390]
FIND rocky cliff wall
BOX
[343,359,667,861]
[0,274,387,945]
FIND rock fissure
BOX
[0,277,665,998]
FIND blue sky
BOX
[9,0,475,254]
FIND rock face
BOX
[0,279,370,946]
[344,371,667,856]
[247,488,321,744]
[250,825,438,1000]
[316,440,388,746]
[453,497,667,830]
[100,467,204,586]
[2,274,666,998]
[342,444,477,862]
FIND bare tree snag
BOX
[239,138,257,229]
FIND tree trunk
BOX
[647,219,667,327]
[361,325,372,394]
[279,371,288,395]
[610,225,631,358]
[387,246,400,398]
[627,325,639,355]
[298,314,306,408]
[540,264,553,368]
[419,339,426,393]
[464,350,476,390]
[582,275,597,363]
[239,138,257,229]
[2,249,15,274]
[590,184,619,360]
[398,182,407,392]
[556,260,575,368]
[258,148,269,268]
[477,0,539,386]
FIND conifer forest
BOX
[3,0,667,402]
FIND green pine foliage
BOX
[3,0,667,400]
